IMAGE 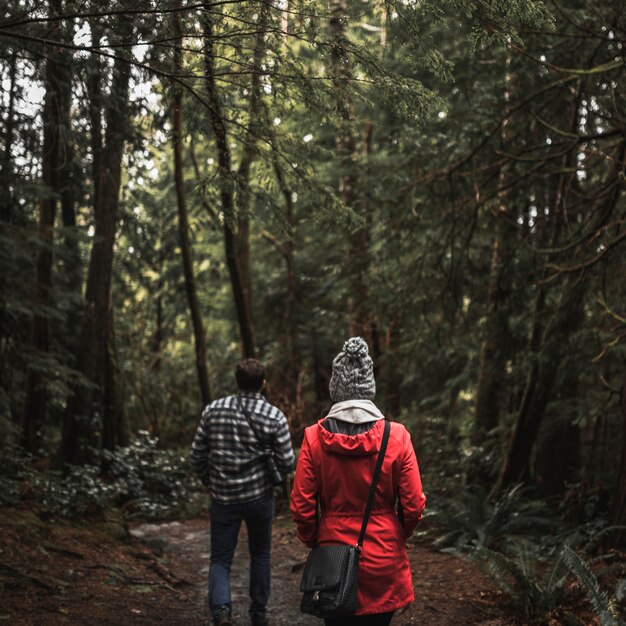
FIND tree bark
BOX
[171,3,211,407]
[494,276,587,492]
[233,0,270,333]
[58,13,133,465]
[20,0,67,454]
[202,2,255,358]
[329,0,371,343]
[57,18,82,356]
[272,154,299,387]
[264,134,301,423]
[608,378,626,549]
[494,140,625,494]
[0,49,17,223]
[102,298,128,451]
[472,49,515,445]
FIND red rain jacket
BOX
[290,418,426,615]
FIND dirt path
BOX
[0,506,515,625]
[130,513,514,626]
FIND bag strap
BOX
[356,419,390,550]
[236,394,266,453]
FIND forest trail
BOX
[1,507,514,625]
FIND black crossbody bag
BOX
[236,395,283,486]
[300,419,391,618]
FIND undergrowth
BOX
[0,432,205,520]
[430,484,626,625]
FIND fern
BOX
[471,543,571,620]
[432,483,556,551]
[562,546,625,626]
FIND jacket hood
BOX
[317,417,385,456]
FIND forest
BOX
[0,0,625,624]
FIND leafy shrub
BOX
[430,483,556,550]
[38,464,114,517]
[468,538,626,624]
[472,542,572,622]
[0,446,34,506]
[0,433,205,520]
[101,431,204,519]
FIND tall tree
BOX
[201,1,266,358]
[20,0,69,453]
[171,2,211,407]
[59,11,134,464]
[496,138,626,492]
[0,48,17,223]
[472,48,516,448]
[609,377,626,549]
[328,0,372,343]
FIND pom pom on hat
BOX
[329,337,376,403]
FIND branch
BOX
[0,1,244,29]
[261,229,288,257]
[545,227,626,275]
[188,137,220,229]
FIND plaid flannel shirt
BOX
[190,392,295,504]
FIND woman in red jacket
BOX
[291,337,426,626]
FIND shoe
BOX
[250,613,270,626]
[213,610,233,626]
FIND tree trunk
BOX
[0,49,17,223]
[86,19,103,203]
[495,135,626,493]
[20,0,66,454]
[102,299,128,451]
[608,378,626,549]
[202,2,255,357]
[472,50,515,445]
[265,139,301,424]
[58,14,133,465]
[472,215,515,440]
[494,276,586,492]
[171,3,211,407]
[311,324,329,410]
[57,31,82,356]
[329,0,371,343]
[233,0,270,352]
[149,264,164,372]
[385,320,401,418]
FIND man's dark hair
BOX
[235,358,265,391]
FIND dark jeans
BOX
[324,612,394,626]
[209,490,274,619]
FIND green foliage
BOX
[1,0,625,561]
[39,464,114,518]
[468,541,626,624]
[561,546,626,626]
[101,431,203,520]
[472,543,571,621]
[431,483,556,550]
[0,434,204,520]
[0,446,33,506]
[433,492,626,625]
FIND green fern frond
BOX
[562,546,614,621]
[581,525,626,553]
[472,546,520,600]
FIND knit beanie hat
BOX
[329,337,376,403]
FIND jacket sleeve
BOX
[272,409,295,474]
[190,405,212,487]
[397,427,426,538]
[290,430,319,548]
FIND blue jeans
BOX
[209,490,274,619]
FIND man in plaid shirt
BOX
[191,359,294,626]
